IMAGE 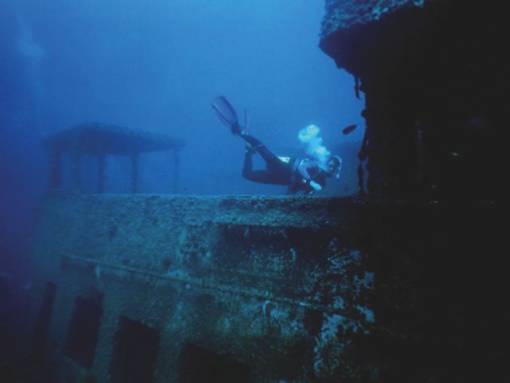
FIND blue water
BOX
[1,0,362,280]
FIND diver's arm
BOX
[297,159,312,182]
[296,159,323,192]
[297,159,321,190]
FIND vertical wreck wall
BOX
[320,0,503,199]
[318,1,504,380]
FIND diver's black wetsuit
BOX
[240,133,326,194]
[210,96,329,193]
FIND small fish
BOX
[342,124,357,135]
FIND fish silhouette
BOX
[342,124,357,135]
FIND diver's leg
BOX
[242,148,275,183]
[242,148,255,179]
[239,133,280,167]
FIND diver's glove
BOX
[309,180,322,191]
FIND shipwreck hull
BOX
[27,194,372,382]
[19,194,500,382]
[321,0,503,199]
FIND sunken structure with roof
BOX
[44,123,186,193]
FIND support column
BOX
[131,153,139,193]
[71,149,81,193]
[97,154,106,193]
[172,150,179,193]
[48,148,62,189]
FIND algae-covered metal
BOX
[321,0,426,37]
[28,194,373,382]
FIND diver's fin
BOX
[211,96,241,135]
[244,108,249,131]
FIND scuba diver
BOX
[211,96,342,194]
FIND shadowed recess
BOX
[109,316,160,383]
[64,294,103,369]
[178,343,252,383]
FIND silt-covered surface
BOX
[321,0,427,37]
[29,193,373,382]
[23,193,504,381]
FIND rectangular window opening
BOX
[64,293,103,368]
[178,343,251,383]
[109,316,160,383]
